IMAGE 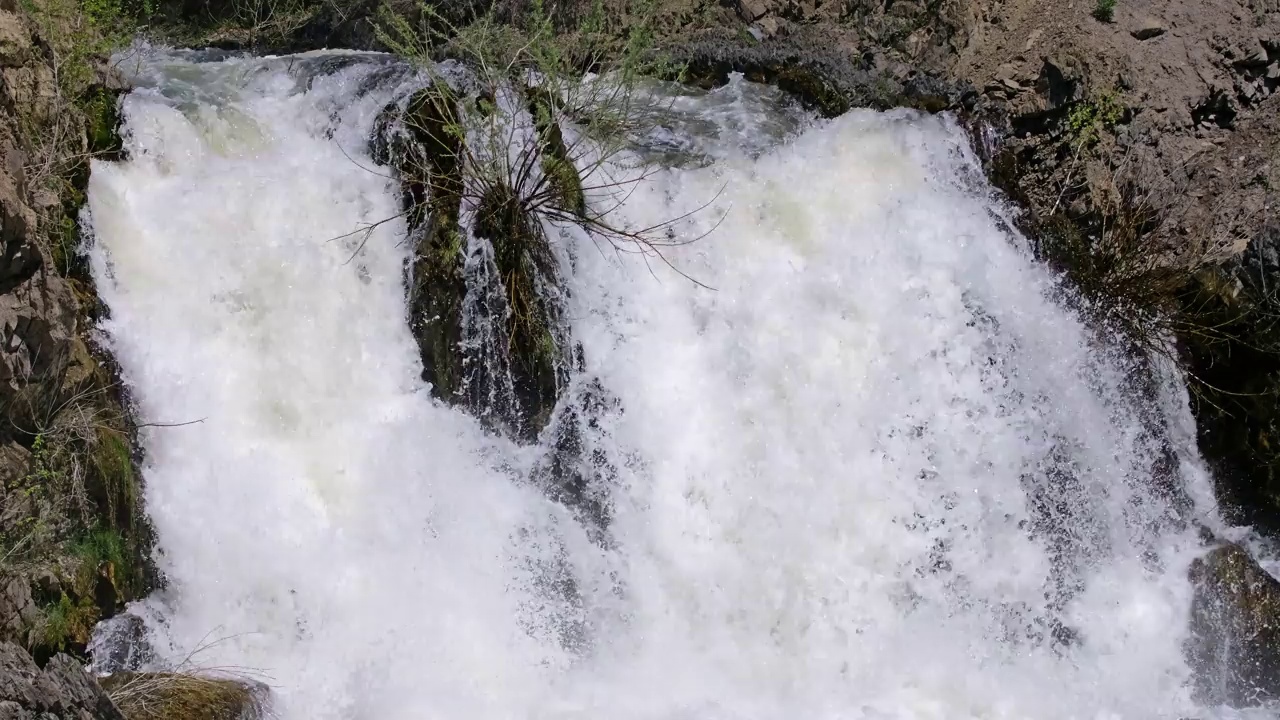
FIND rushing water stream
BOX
[85,48,1238,719]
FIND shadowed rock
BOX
[1187,542,1280,706]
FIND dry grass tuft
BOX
[103,671,270,720]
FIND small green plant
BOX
[1092,0,1116,22]
[25,433,65,486]
[39,592,98,653]
[1066,90,1124,149]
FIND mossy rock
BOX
[102,672,270,720]
[393,86,468,402]
[31,591,99,665]
[524,85,586,215]
[474,181,567,441]
[1187,542,1280,705]
[80,84,124,160]
[378,84,572,442]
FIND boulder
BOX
[86,614,153,677]
[0,641,123,719]
[100,672,269,720]
[1187,542,1280,705]
[1130,18,1165,41]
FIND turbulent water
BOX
[86,48,1235,719]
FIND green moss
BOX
[80,86,124,159]
[93,428,137,529]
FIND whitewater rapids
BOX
[86,49,1228,719]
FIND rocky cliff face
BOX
[0,0,150,667]
[0,641,123,720]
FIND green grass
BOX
[39,592,98,655]
[1092,0,1115,22]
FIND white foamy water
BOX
[87,49,1229,719]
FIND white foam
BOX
[87,50,1222,719]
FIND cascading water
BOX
[85,47,1243,719]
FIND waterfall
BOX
[86,48,1232,719]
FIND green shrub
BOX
[1066,90,1123,149]
[1092,0,1115,22]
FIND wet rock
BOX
[472,180,569,441]
[668,29,965,117]
[388,86,468,406]
[1187,542,1280,705]
[0,642,123,720]
[86,614,153,676]
[378,82,574,443]
[525,86,585,216]
[532,376,621,544]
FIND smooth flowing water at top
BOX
[86,48,1230,719]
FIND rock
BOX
[99,672,269,720]
[1267,63,1279,80]
[41,656,124,720]
[0,11,29,68]
[1023,28,1043,52]
[0,64,57,123]
[1130,18,1165,40]
[755,16,780,38]
[0,642,124,720]
[0,174,39,296]
[0,266,79,433]
[86,614,154,676]
[668,29,965,117]
[1187,543,1280,705]
[0,577,38,647]
[737,0,769,21]
[1232,38,1270,69]
[0,0,152,663]
[1037,54,1086,108]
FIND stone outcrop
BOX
[0,641,124,720]
[1188,542,1280,705]
[0,0,151,664]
